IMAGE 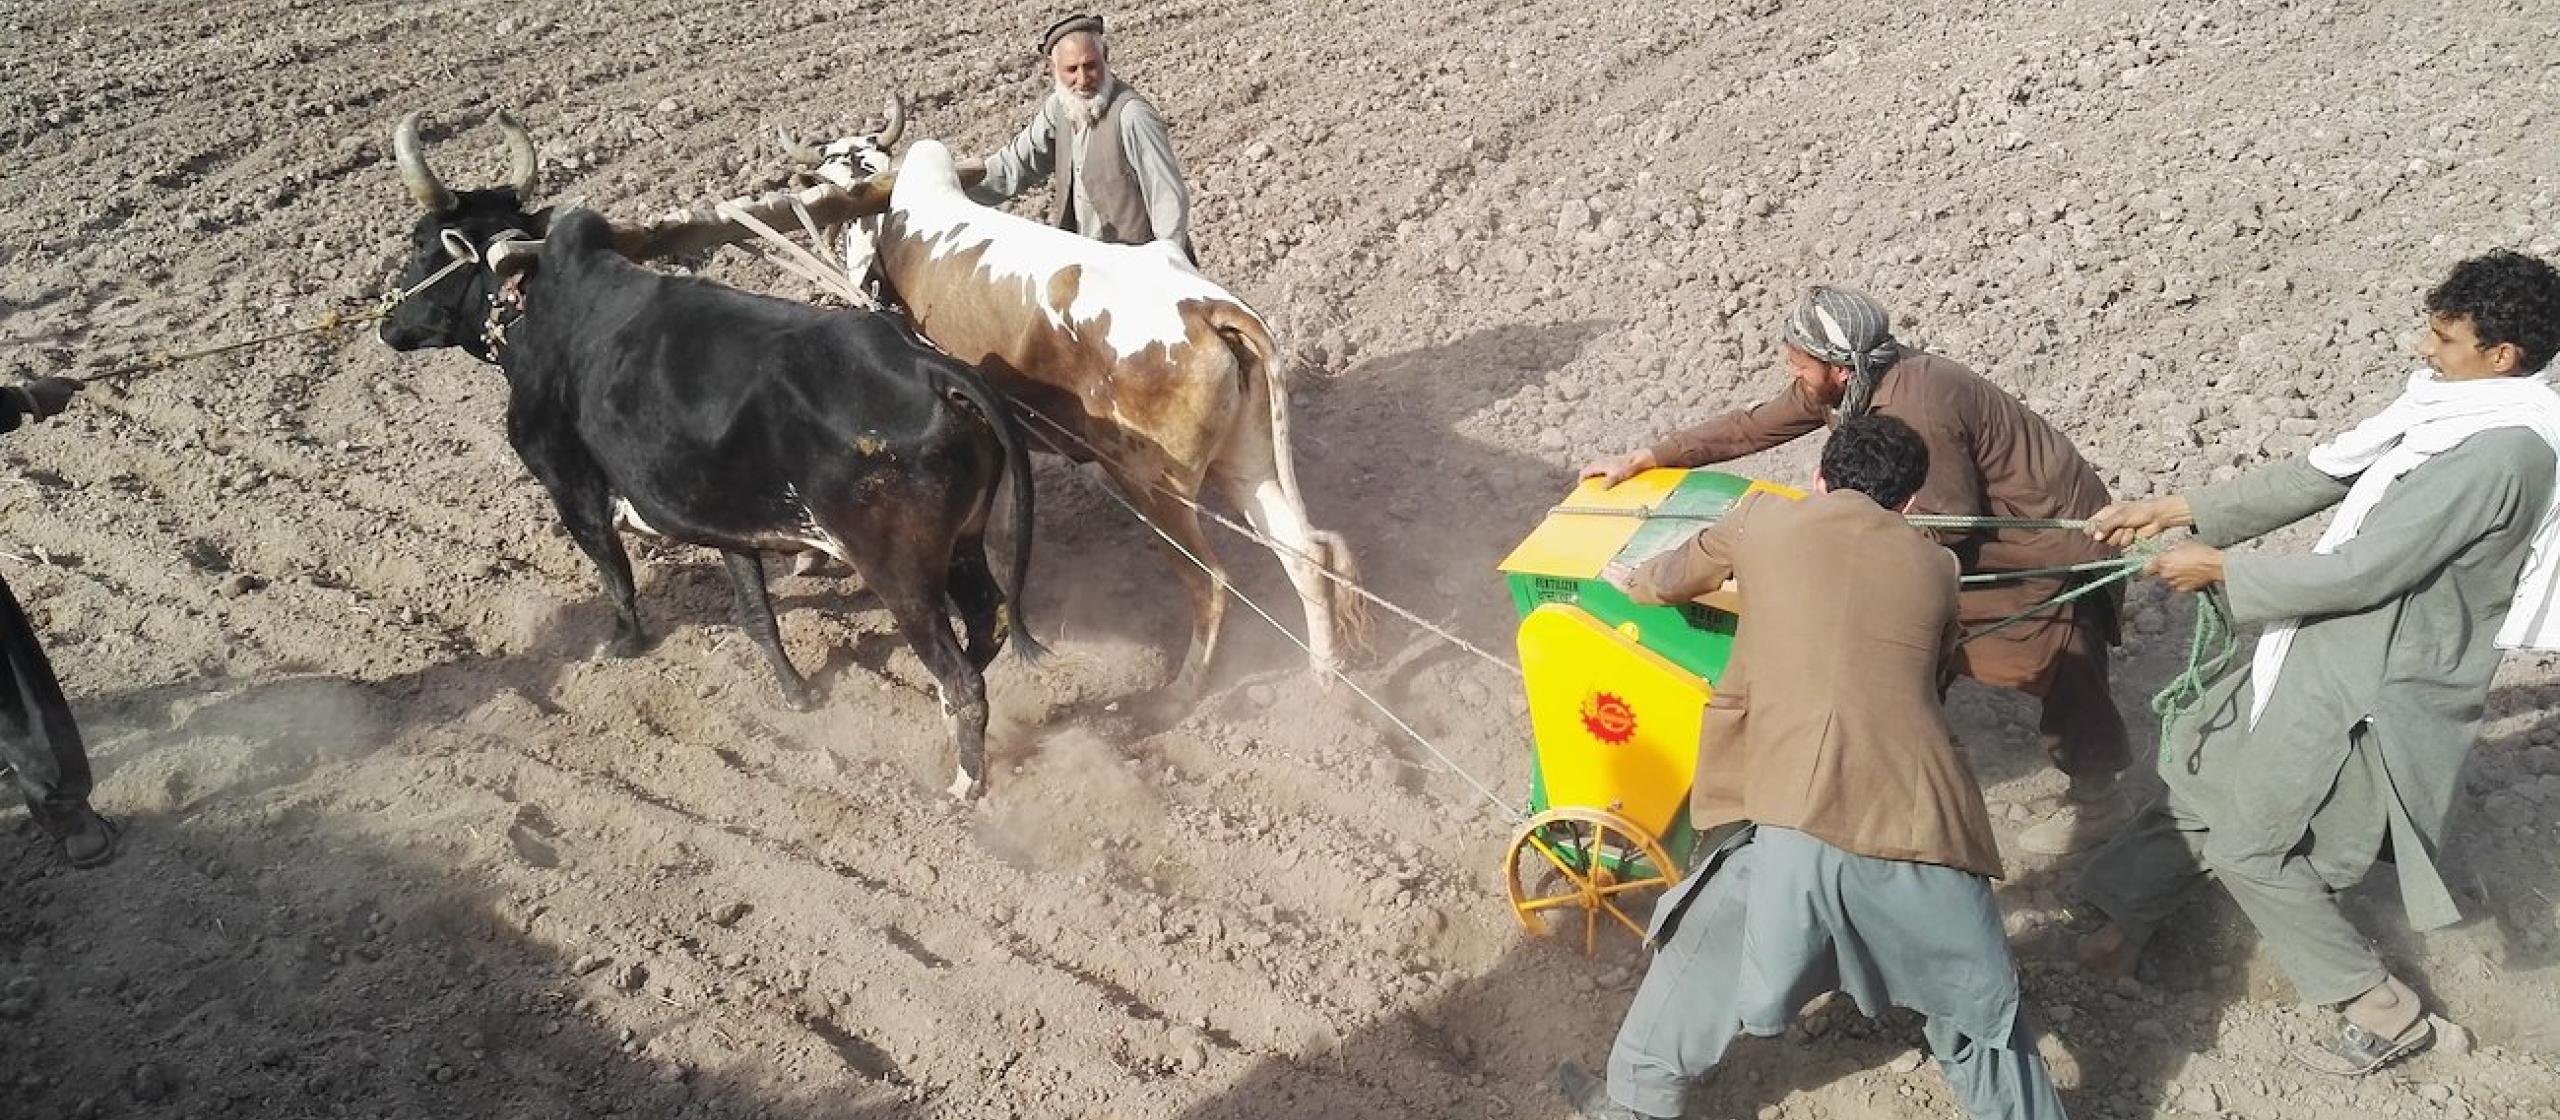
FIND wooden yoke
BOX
[607,163,988,263]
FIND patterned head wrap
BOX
[1041,13,1105,54]
[1783,285,1901,419]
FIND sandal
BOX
[2053,901,2112,936]
[2296,1015,2434,1077]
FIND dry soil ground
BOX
[2,0,2557,1118]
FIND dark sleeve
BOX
[1904,380,1990,551]
[1648,380,1827,467]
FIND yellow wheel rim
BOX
[1501,805,1678,956]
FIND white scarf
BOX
[2249,368,2560,726]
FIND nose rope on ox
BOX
[76,252,480,387]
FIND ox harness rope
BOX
[1544,501,2138,641]
[688,210,2250,826]
[1546,497,2244,764]
[999,400,1526,823]
[482,270,530,358]
[2154,587,2239,773]
[74,253,479,386]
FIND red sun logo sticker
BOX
[1580,692,1636,744]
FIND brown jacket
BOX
[1631,489,2006,878]
[1650,350,2120,690]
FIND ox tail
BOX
[945,371,1048,665]
[1209,305,1374,660]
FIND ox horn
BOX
[874,94,906,150]
[495,109,540,202]
[487,239,545,275]
[393,111,458,212]
[776,127,819,166]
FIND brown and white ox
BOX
[613,120,1368,694]
[857,139,1367,693]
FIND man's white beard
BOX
[1055,79,1112,131]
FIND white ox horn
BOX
[486,239,545,275]
[393,111,458,212]
[874,94,906,150]
[776,127,820,167]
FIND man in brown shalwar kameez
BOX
[1584,286,2131,854]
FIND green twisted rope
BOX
[1557,499,2249,740]
[2149,586,2242,769]
[1951,537,2174,645]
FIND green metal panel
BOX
[1506,469,1762,876]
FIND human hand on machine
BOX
[1579,447,1660,489]
[2146,541,2226,592]
[2085,495,2194,548]
[1601,560,1642,597]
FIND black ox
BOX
[377,110,1039,800]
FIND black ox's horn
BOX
[393,111,458,212]
[494,109,540,202]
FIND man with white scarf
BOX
[2068,250,2560,1077]
[970,13,1195,262]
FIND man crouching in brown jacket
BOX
[1554,415,2065,1120]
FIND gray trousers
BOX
[2074,736,2391,1007]
[1606,827,2065,1120]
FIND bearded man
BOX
[1583,287,2132,855]
[971,13,1194,261]
[1559,415,2066,1120]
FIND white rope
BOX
[1008,404,1526,680]
[1046,432,1524,825]
[714,200,867,303]
[710,209,1514,682]
[701,219,1527,822]
[83,254,480,386]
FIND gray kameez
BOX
[969,86,1191,247]
[2078,428,2556,1004]
[1607,827,2065,1120]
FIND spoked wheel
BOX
[1502,805,1678,956]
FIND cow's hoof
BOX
[945,770,984,802]
[789,551,848,578]
[599,631,655,659]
